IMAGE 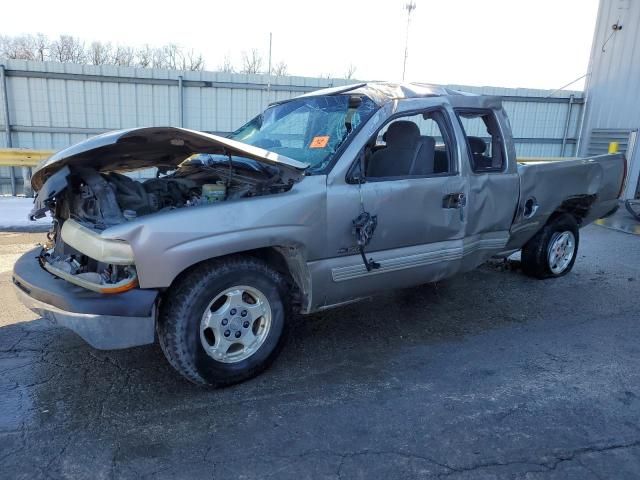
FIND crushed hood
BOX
[31,127,307,190]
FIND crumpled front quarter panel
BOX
[102,176,328,289]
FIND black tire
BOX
[521,214,579,279]
[157,256,290,386]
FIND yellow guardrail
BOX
[0,148,54,167]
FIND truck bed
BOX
[507,153,626,250]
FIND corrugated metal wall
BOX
[579,0,640,198]
[0,59,583,194]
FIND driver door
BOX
[322,105,468,307]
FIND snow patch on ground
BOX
[0,196,51,231]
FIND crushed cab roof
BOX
[295,81,500,109]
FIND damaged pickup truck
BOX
[13,82,627,386]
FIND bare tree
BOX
[0,35,36,60]
[0,33,207,72]
[0,36,11,58]
[151,46,168,69]
[113,46,135,66]
[135,45,153,68]
[33,33,48,61]
[50,35,86,63]
[150,44,191,71]
[0,36,13,58]
[241,49,263,74]
[272,61,288,76]
[344,64,357,80]
[162,43,182,70]
[0,34,49,61]
[153,44,205,71]
[218,54,235,73]
[183,49,204,71]
[0,35,19,59]
[88,41,112,65]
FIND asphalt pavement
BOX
[1,225,639,479]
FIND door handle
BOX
[442,192,466,209]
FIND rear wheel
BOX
[157,256,289,386]
[521,214,579,279]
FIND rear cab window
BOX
[455,110,506,173]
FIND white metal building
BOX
[0,60,582,195]
[579,0,640,199]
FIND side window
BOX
[456,110,505,172]
[364,110,455,179]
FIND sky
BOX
[2,0,600,90]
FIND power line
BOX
[544,73,589,98]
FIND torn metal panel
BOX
[29,165,70,220]
[275,245,313,313]
[507,153,626,249]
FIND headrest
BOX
[467,136,486,154]
[384,121,420,145]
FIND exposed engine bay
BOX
[50,156,294,228]
[35,154,298,293]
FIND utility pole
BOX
[402,1,416,81]
[267,32,273,104]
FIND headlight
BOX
[61,219,134,265]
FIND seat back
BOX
[467,136,491,170]
[411,136,436,176]
[367,121,421,177]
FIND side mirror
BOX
[346,151,366,184]
[347,171,365,185]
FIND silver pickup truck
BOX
[13,82,626,386]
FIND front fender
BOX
[101,176,327,289]
[136,225,313,288]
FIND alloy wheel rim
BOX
[200,285,272,363]
[547,231,575,274]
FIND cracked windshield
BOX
[229,94,378,172]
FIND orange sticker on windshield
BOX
[309,136,330,148]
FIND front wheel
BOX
[521,214,579,279]
[157,256,289,386]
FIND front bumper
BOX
[13,248,158,350]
